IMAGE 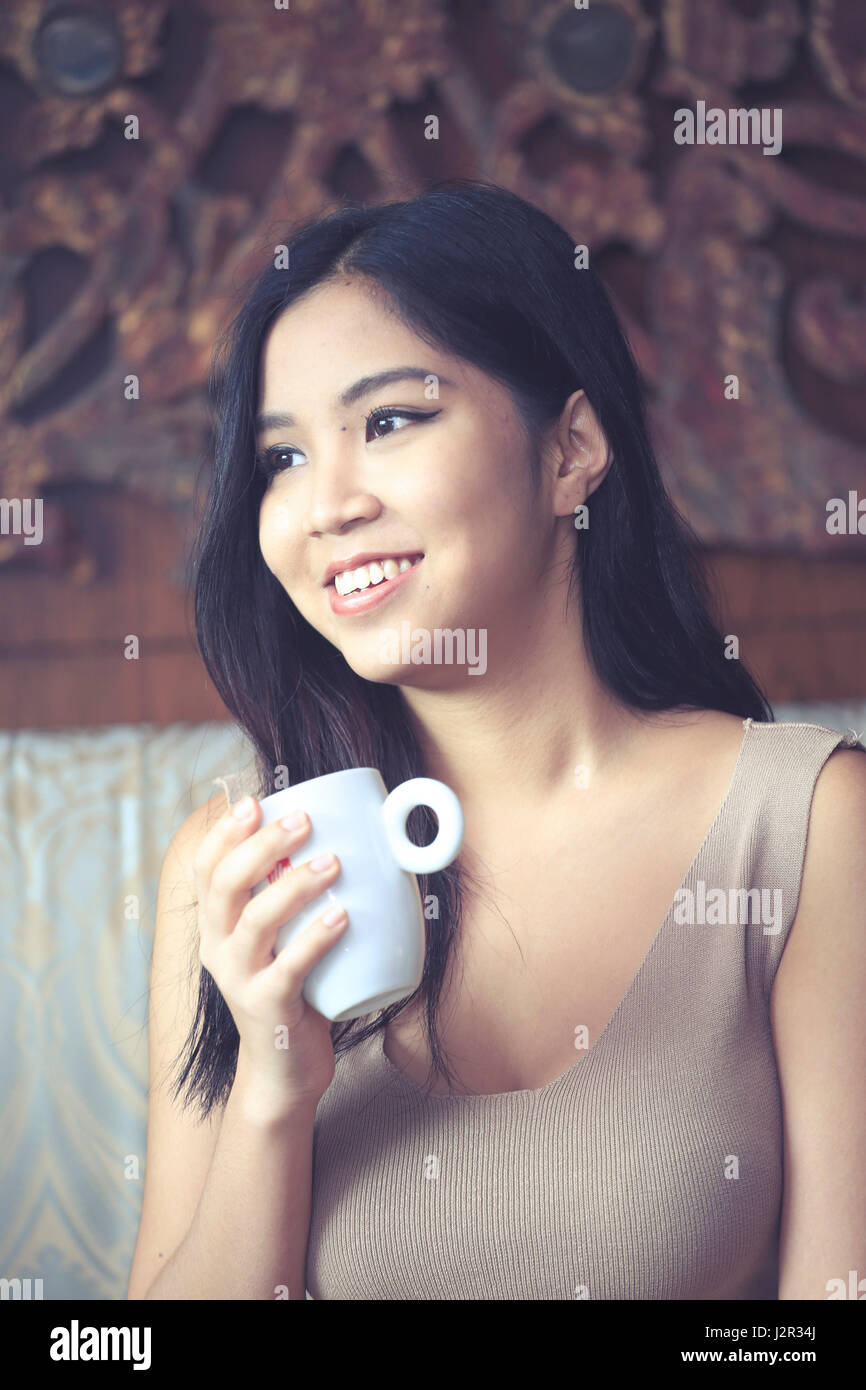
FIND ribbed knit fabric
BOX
[305,720,864,1300]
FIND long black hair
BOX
[171,179,773,1119]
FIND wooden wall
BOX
[2,486,863,729]
[2,0,865,727]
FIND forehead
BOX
[262,279,427,375]
[257,277,504,414]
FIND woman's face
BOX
[256,276,568,686]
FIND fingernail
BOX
[323,905,347,926]
[280,811,306,831]
[232,796,255,820]
[309,853,335,872]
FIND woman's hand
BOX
[194,795,348,1111]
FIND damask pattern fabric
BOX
[0,720,255,1301]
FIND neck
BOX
[396,595,653,818]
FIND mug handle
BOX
[381,777,465,874]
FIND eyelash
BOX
[254,406,440,478]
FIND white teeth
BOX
[334,555,421,595]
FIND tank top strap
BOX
[728,719,865,997]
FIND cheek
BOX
[258,498,295,571]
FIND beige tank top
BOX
[305,720,863,1299]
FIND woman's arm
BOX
[771,747,866,1301]
[127,800,320,1301]
[141,1048,317,1301]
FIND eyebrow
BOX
[255,368,453,435]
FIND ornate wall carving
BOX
[1,0,865,586]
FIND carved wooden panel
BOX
[0,0,864,587]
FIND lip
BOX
[328,556,423,616]
[322,550,424,588]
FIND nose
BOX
[303,444,382,538]
[305,484,381,538]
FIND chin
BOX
[342,652,416,685]
[337,644,438,688]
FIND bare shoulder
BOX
[695,709,749,732]
[770,739,866,1298]
[646,706,748,766]
[694,708,749,743]
[811,737,866,812]
[774,737,866,978]
[167,792,231,873]
[184,790,232,841]
[795,738,866,889]
[653,706,746,739]
[798,739,866,908]
[148,794,233,941]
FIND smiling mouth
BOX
[331,554,424,596]
[328,554,423,614]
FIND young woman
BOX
[127,181,866,1302]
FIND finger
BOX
[224,854,342,971]
[193,794,263,892]
[203,813,314,946]
[266,902,349,991]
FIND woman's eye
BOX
[256,445,299,476]
[366,409,422,440]
[256,408,438,479]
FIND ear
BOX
[545,389,614,519]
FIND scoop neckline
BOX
[374,716,756,1104]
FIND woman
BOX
[127,181,866,1302]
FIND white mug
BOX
[250,768,465,1021]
